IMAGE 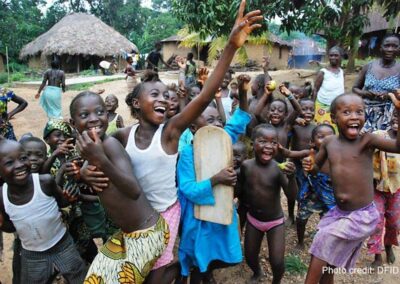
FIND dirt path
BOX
[1,69,399,283]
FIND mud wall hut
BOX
[20,13,138,73]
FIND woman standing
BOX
[35,59,65,119]
[353,34,400,132]
[313,46,344,128]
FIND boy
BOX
[0,139,86,283]
[233,141,249,230]
[70,91,169,283]
[105,94,124,135]
[240,124,297,284]
[302,92,400,284]
[177,74,252,283]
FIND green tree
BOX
[0,0,45,60]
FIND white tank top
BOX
[3,174,66,251]
[125,124,178,212]
[317,68,345,105]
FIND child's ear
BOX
[132,98,140,110]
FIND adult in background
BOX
[313,46,344,129]
[125,56,137,93]
[35,59,65,119]
[146,42,171,72]
[353,34,400,132]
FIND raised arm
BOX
[215,91,227,124]
[279,84,303,126]
[166,0,262,137]
[77,131,142,199]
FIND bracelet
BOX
[287,94,294,100]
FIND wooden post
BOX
[6,46,10,84]
[77,55,80,73]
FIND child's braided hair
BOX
[125,70,161,117]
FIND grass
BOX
[285,254,308,275]
[0,72,42,84]
[67,77,124,91]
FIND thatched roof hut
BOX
[20,13,138,72]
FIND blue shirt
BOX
[177,108,251,275]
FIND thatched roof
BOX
[20,13,138,59]
[363,11,400,34]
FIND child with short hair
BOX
[291,124,336,250]
[0,139,86,283]
[233,141,249,230]
[166,83,180,119]
[240,124,296,283]
[70,91,169,283]
[105,94,124,135]
[177,75,252,283]
[302,92,400,284]
[20,136,47,173]
[367,111,400,267]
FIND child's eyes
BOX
[79,113,88,119]
[97,109,105,115]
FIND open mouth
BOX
[15,169,28,180]
[347,123,360,136]
[30,163,39,171]
[154,106,167,115]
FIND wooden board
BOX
[194,126,233,225]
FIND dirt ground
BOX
[0,69,399,283]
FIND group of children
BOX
[1,2,400,283]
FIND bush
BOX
[8,62,29,73]
[10,72,25,82]
[0,73,8,84]
[285,254,308,275]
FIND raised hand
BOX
[237,74,251,92]
[76,129,105,167]
[177,87,188,99]
[279,84,291,97]
[215,88,222,99]
[175,56,186,69]
[54,138,75,157]
[228,0,263,49]
[197,67,209,86]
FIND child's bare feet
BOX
[249,272,262,283]
[285,216,295,226]
[294,243,305,254]
[386,245,396,264]
[370,254,383,269]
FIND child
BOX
[0,139,86,283]
[302,92,400,284]
[166,84,180,119]
[105,94,124,135]
[240,124,296,283]
[70,91,169,283]
[233,141,249,230]
[220,69,235,120]
[81,4,262,283]
[367,111,400,267]
[185,52,197,86]
[177,74,252,283]
[294,124,336,250]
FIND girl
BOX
[83,1,262,283]
[105,94,124,135]
[313,46,344,129]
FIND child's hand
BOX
[237,74,251,92]
[389,91,400,109]
[80,164,109,192]
[302,148,315,172]
[279,84,291,97]
[228,0,262,49]
[177,87,188,99]
[63,159,82,179]
[197,67,209,86]
[63,182,80,202]
[278,144,291,158]
[295,117,307,126]
[262,56,270,69]
[175,56,186,69]
[76,130,105,167]
[54,138,75,157]
[281,161,296,175]
[211,167,237,187]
